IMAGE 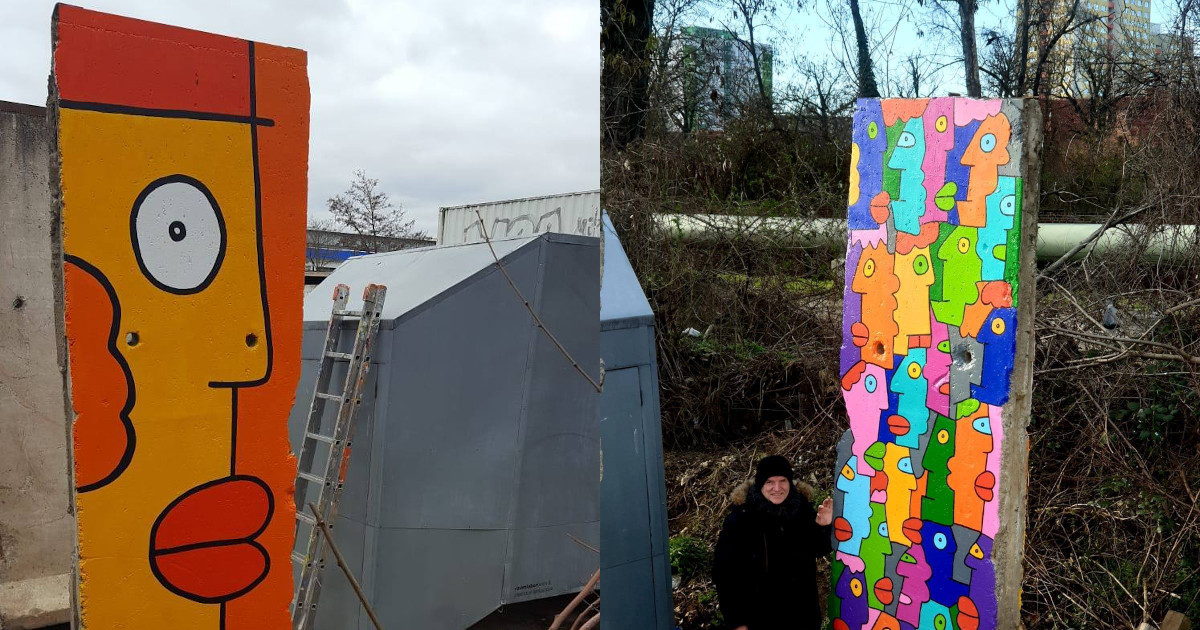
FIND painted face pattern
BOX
[55,7,307,629]
[833,98,1024,630]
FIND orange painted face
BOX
[55,6,306,630]
[958,114,1012,227]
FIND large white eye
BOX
[131,175,226,294]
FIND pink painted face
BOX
[762,476,790,505]
[843,360,889,473]
[925,314,952,416]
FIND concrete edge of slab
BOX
[0,573,71,630]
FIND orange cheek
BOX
[66,260,135,492]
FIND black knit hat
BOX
[755,455,794,490]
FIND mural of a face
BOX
[843,360,890,474]
[958,114,1012,228]
[834,98,1026,630]
[920,521,970,607]
[882,443,918,547]
[56,7,306,629]
[889,350,929,448]
[932,226,982,328]
[926,318,953,417]
[921,98,957,226]
[970,308,1017,406]
[851,242,900,370]
[850,99,889,230]
[892,247,936,356]
[895,544,933,625]
[946,405,994,532]
[836,456,873,556]
[833,561,871,630]
[887,117,928,235]
[976,177,1018,281]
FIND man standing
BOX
[713,455,834,630]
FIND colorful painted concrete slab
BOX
[832,98,1038,630]
[52,5,308,629]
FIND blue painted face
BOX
[849,99,888,230]
[921,522,969,607]
[889,349,929,448]
[970,307,1017,406]
[887,117,928,235]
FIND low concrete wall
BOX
[0,101,71,629]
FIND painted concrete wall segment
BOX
[52,5,308,628]
[831,98,1040,630]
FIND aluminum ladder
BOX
[291,283,387,630]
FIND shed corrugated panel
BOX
[438,190,600,245]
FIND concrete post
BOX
[828,98,1041,630]
[0,101,72,629]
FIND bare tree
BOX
[793,59,856,139]
[602,0,658,149]
[849,0,881,96]
[716,0,779,115]
[921,0,983,96]
[326,170,425,254]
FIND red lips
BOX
[852,322,870,348]
[874,577,894,605]
[887,415,910,436]
[149,475,274,603]
[975,471,996,502]
[958,596,980,630]
[902,517,923,544]
[834,517,853,542]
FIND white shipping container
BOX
[438,190,601,245]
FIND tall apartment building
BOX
[1028,0,1154,95]
[668,26,773,131]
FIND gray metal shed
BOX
[291,233,601,630]
[598,215,673,630]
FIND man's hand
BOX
[815,497,833,526]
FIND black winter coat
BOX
[712,480,833,630]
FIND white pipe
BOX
[650,214,1197,262]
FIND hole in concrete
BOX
[126,332,140,346]
[12,296,24,309]
[874,341,886,357]
[245,333,259,347]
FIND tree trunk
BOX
[601,0,656,150]
[959,0,982,97]
[849,0,880,97]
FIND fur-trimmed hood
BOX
[729,478,815,506]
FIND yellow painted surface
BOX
[62,109,265,629]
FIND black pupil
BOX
[169,220,187,242]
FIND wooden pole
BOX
[307,503,385,630]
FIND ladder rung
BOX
[295,511,316,526]
[297,472,325,485]
[315,392,342,402]
[325,351,354,361]
[305,431,335,444]
[291,551,307,565]
[333,309,363,318]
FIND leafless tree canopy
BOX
[325,169,426,253]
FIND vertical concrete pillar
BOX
[0,101,72,629]
[829,98,1041,630]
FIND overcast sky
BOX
[1,0,600,237]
